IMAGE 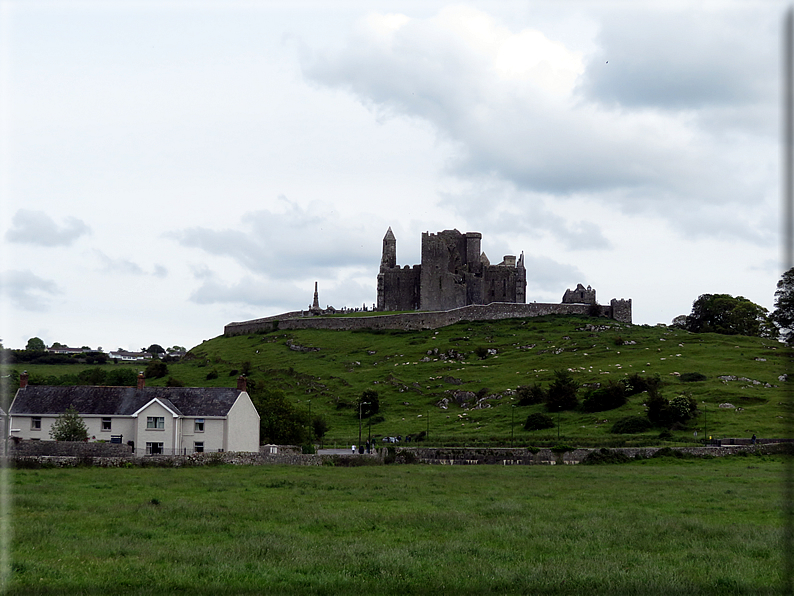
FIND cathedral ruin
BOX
[377,228,527,311]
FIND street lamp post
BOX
[307,400,312,442]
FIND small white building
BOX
[9,373,259,455]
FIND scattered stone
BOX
[719,403,735,409]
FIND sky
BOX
[0,0,786,352]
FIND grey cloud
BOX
[301,8,774,242]
[0,269,60,311]
[6,209,91,247]
[169,201,376,279]
[523,256,584,294]
[94,251,165,277]
[577,9,775,110]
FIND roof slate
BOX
[10,386,243,417]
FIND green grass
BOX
[10,457,786,595]
[6,315,792,446]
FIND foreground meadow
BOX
[10,456,786,595]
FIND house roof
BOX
[10,386,245,418]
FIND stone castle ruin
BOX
[223,228,631,336]
[377,228,526,311]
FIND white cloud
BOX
[5,209,91,247]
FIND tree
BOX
[26,337,45,352]
[145,344,166,357]
[358,389,379,418]
[49,406,89,441]
[685,294,775,337]
[545,369,579,412]
[50,342,67,349]
[167,346,186,353]
[145,359,168,379]
[773,267,794,345]
[250,387,310,445]
[312,415,329,446]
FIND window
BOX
[146,417,164,429]
[31,417,41,430]
[146,442,163,455]
[194,419,204,432]
[101,418,112,431]
[194,442,204,453]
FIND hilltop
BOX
[181,314,789,446]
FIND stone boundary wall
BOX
[225,300,631,337]
[397,444,770,465]
[9,450,383,468]
[10,440,133,458]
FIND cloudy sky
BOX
[0,0,786,352]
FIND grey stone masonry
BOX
[225,299,632,336]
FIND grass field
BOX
[9,455,787,595]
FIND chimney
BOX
[237,375,247,392]
[137,372,145,390]
[20,371,28,389]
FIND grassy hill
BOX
[7,315,792,446]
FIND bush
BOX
[610,416,652,434]
[516,384,546,406]
[582,380,627,412]
[205,370,219,380]
[473,346,489,360]
[624,373,661,397]
[669,394,697,421]
[524,413,555,431]
[301,444,316,454]
[545,370,579,412]
[145,360,168,379]
[165,377,185,387]
[679,372,707,383]
[581,448,631,465]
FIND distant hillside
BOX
[178,314,789,446]
[7,315,788,446]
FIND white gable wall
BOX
[225,391,260,453]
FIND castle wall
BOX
[224,300,631,336]
[378,266,421,311]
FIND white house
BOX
[9,373,260,455]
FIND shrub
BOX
[524,413,554,431]
[145,359,168,379]
[624,373,661,397]
[646,394,674,427]
[669,394,697,421]
[679,372,707,383]
[610,416,652,434]
[165,377,185,387]
[206,370,219,380]
[545,370,579,412]
[581,448,631,465]
[516,384,546,406]
[473,346,489,360]
[301,444,316,454]
[582,380,627,412]
[49,406,89,441]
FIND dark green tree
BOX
[516,383,546,406]
[77,367,107,385]
[312,415,329,446]
[250,387,310,445]
[145,359,168,379]
[358,389,379,418]
[685,294,775,337]
[773,267,794,345]
[26,337,45,352]
[145,344,166,357]
[545,369,579,412]
[49,406,89,441]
